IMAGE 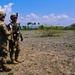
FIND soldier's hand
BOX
[21,36,23,41]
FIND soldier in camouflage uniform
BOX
[8,14,23,64]
[0,11,11,71]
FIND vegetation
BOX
[63,27,75,30]
[21,24,75,30]
[20,23,75,37]
[38,26,63,37]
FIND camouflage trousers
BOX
[0,41,8,68]
[9,40,21,61]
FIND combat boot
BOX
[11,60,18,64]
[2,66,11,72]
[15,56,21,63]
[15,59,21,63]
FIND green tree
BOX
[38,25,44,30]
[22,26,26,30]
[38,22,40,25]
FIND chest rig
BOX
[9,23,20,41]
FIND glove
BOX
[20,36,23,41]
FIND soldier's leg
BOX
[9,42,15,60]
[1,49,11,72]
[15,41,21,63]
[0,53,3,69]
[9,41,17,63]
[15,48,20,62]
[10,48,15,61]
[9,45,18,64]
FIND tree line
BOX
[20,22,75,30]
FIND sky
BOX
[0,0,75,26]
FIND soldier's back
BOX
[0,21,6,41]
[0,21,10,41]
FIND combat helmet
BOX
[10,14,18,20]
[0,11,6,18]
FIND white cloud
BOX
[43,15,49,19]
[49,14,57,18]
[19,13,74,26]
[49,14,69,19]
[57,14,69,19]
[0,3,74,26]
[26,15,30,18]
[26,13,39,19]
[0,3,14,24]
[0,3,14,13]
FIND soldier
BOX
[0,11,11,72]
[8,13,23,64]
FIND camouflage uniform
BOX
[0,11,11,71]
[8,14,23,64]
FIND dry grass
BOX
[0,30,75,75]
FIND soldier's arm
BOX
[17,24,23,41]
[19,31,23,41]
[1,22,10,40]
[7,24,13,33]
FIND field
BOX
[0,30,75,75]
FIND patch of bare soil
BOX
[0,30,75,75]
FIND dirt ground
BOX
[0,30,75,75]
